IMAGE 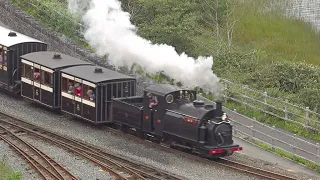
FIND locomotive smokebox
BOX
[215,101,223,118]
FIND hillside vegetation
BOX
[123,0,320,111]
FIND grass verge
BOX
[247,138,320,174]
[0,160,22,180]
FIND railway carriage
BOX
[0,26,47,93]
[60,65,136,123]
[20,52,91,108]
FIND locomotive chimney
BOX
[215,101,223,118]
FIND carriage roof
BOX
[21,52,92,69]
[0,25,44,47]
[145,84,191,96]
[61,65,136,83]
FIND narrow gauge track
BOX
[104,128,300,180]
[0,124,77,180]
[0,112,186,180]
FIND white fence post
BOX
[243,85,248,109]
[284,99,288,120]
[272,126,275,150]
[305,107,310,126]
[317,143,320,161]
[252,118,256,139]
[293,134,297,154]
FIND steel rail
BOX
[0,125,78,180]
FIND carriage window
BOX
[0,49,7,66]
[74,82,83,97]
[33,68,40,82]
[62,78,76,95]
[0,49,4,65]
[22,63,33,79]
[3,50,7,66]
[41,71,53,87]
[83,84,95,101]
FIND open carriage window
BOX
[62,77,76,95]
[73,81,83,97]
[0,49,7,66]
[3,50,7,66]
[83,84,95,101]
[33,68,40,82]
[41,71,53,87]
[22,63,33,79]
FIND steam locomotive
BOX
[0,25,242,158]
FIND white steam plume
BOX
[67,0,223,95]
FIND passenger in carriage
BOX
[75,83,82,97]
[34,70,40,81]
[0,50,3,64]
[86,89,95,101]
[68,82,74,94]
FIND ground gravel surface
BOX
[0,93,262,180]
[17,135,112,180]
[0,141,36,180]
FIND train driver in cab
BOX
[147,93,158,109]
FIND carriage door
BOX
[74,78,83,117]
[33,64,41,101]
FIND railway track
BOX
[0,112,185,180]
[0,124,77,180]
[104,127,300,180]
[215,158,298,180]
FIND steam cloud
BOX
[67,0,223,95]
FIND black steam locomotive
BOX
[0,25,242,158]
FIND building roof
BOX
[145,84,189,96]
[21,51,92,69]
[61,65,136,83]
[0,25,45,47]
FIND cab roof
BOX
[21,52,92,69]
[0,25,45,47]
[61,65,136,83]
[145,84,191,96]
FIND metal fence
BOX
[219,79,320,131]
[199,95,320,165]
